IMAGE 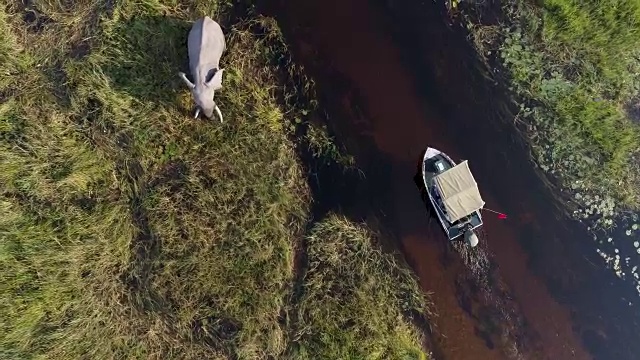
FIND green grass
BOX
[541,0,640,94]
[465,0,640,222]
[0,1,430,359]
[286,215,430,360]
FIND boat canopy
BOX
[433,160,485,223]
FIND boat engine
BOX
[464,230,479,247]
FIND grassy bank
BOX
[460,0,640,226]
[0,1,429,359]
[287,215,430,359]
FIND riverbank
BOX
[455,0,640,220]
[0,2,431,359]
[450,0,640,297]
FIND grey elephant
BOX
[179,16,226,122]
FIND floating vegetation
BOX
[593,215,640,297]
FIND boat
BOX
[420,147,485,247]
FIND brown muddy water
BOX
[261,0,640,359]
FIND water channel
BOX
[261,0,640,359]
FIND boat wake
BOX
[451,239,537,360]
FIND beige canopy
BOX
[433,160,485,223]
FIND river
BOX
[261,0,640,359]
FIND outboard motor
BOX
[464,230,479,247]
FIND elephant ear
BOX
[205,68,225,90]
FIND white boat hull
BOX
[421,147,483,243]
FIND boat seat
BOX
[431,185,447,215]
